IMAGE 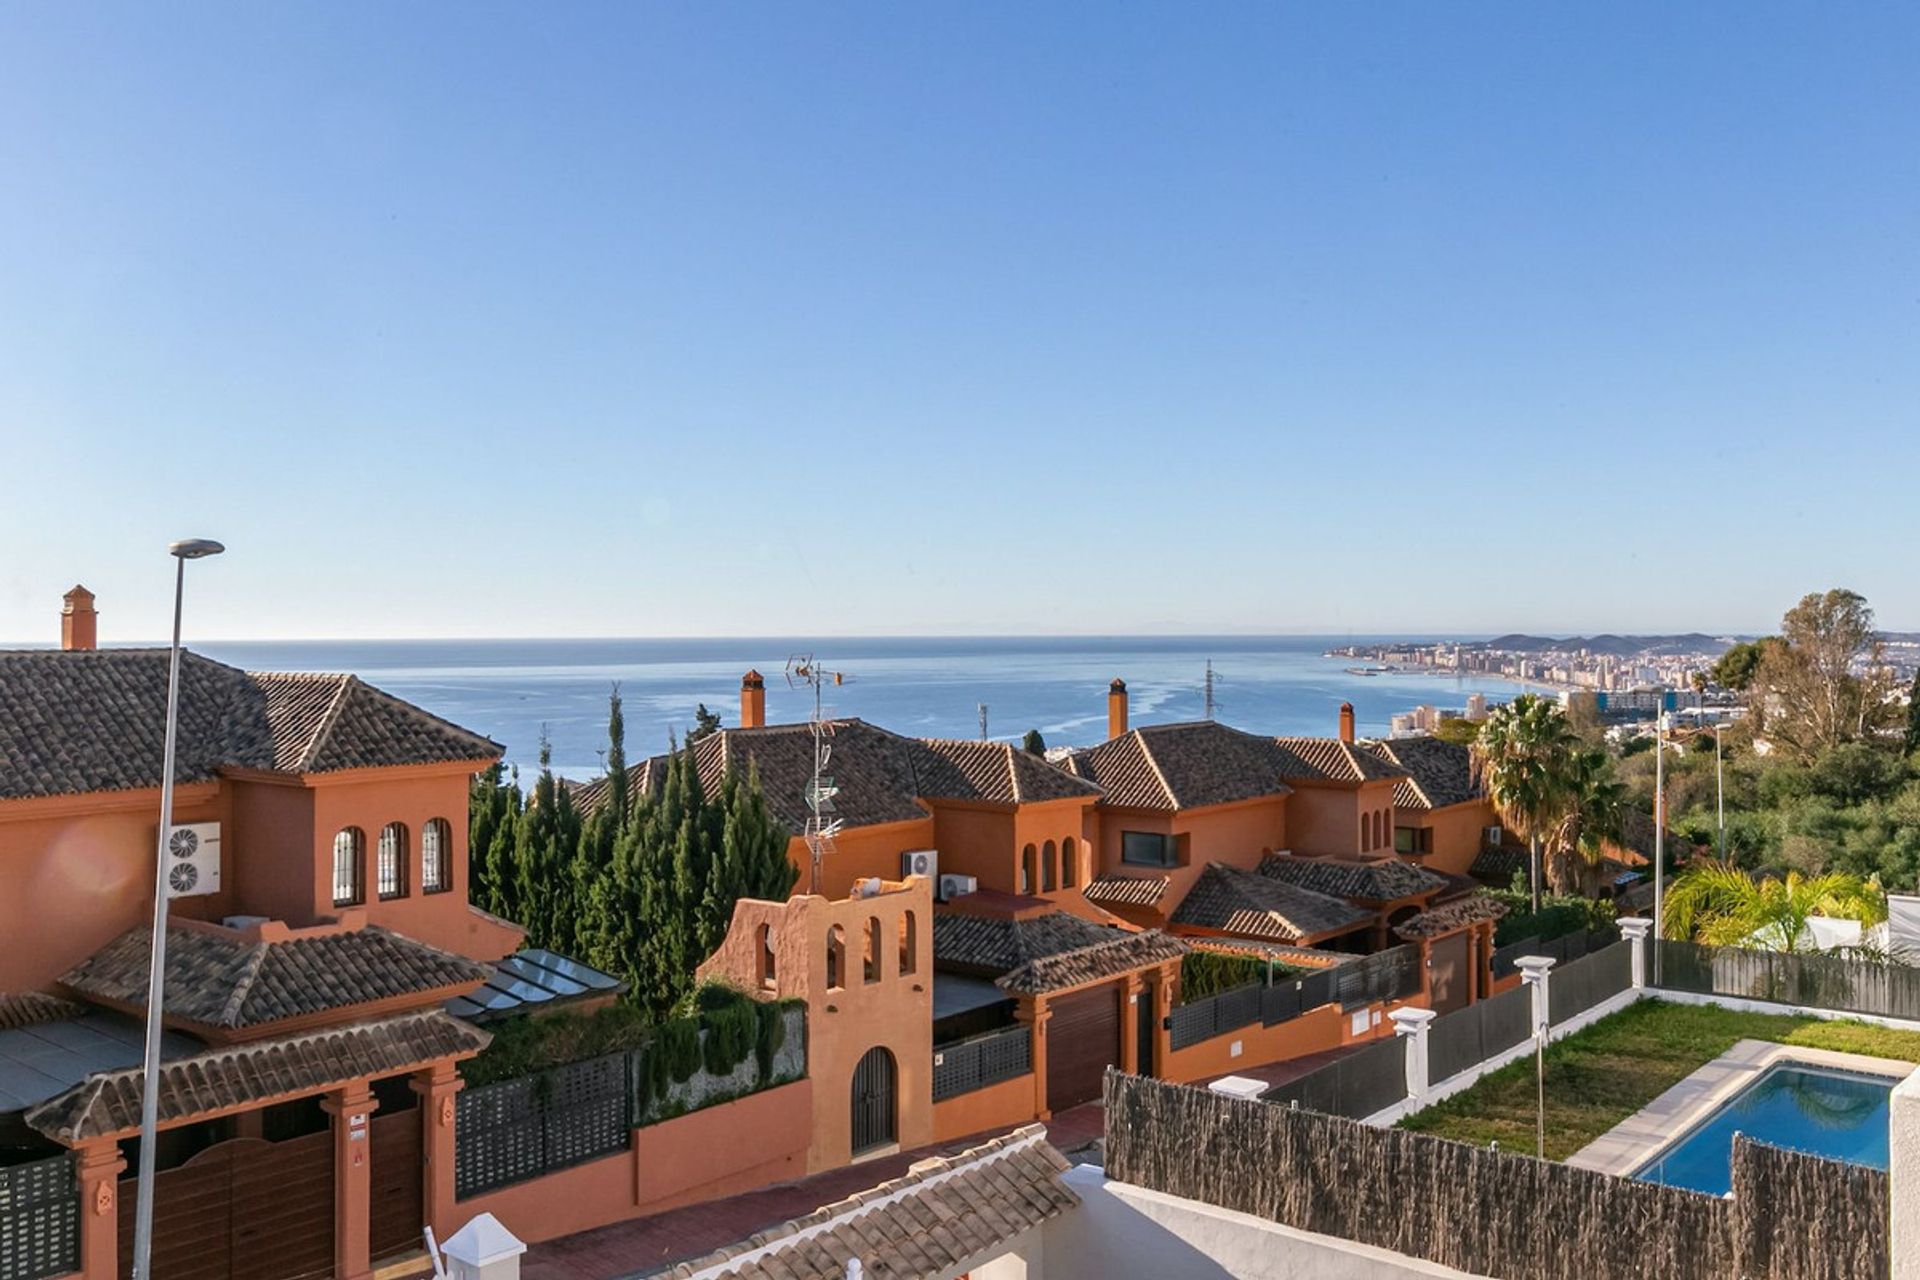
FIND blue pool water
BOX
[1635,1064,1893,1196]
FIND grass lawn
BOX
[1397,998,1920,1161]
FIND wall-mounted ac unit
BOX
[938,873,978,903]
[901,849,939,883]
[163,822,221,899]
[1484,825,1504,847]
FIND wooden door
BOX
[850,1046,897,1155]
[368,1111,423,1263]
[1046,984,1120,1110]
[118,1132,332,1280]
[1429,931,1472,1015]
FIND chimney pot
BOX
[740,669,766,729]
[61,585,97,652]
[1338,702,1356,744]
[1108,678,1129,739]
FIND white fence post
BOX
[1618,917,1653,990]
[1892,1069,1920,1280]
[1390,1007,1437,1104]
[1516,956,1555,1031]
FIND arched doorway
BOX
[850,1046,897,1155]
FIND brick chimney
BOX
[1108,678,1129,740]
[61,585,97,651]
[1338,701,1356,744]
[740,670,766,729]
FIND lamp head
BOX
[168,539,226,560]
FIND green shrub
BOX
[460,1002,655,1087]
[1179,950,1299,1002]
[702,997,757,1076]
[754,1001,787,1082]
[1490,890,1617,945]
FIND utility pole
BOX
[978,702,989,741]
[1654,710,1667,983]
[1716,722,1726,859]
[1203,660,1218,720]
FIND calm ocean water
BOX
[189,636,1531,780]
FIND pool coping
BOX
[1564,1038,1915,1177]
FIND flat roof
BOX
[0,1012,200,1113]
[933,972,1014,1022]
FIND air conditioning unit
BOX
[162,822,221,899]
[938,873,978,903]
[1484,825,1504,847]
[901,849,939,883]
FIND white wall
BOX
[1034,1165,1489,1280]
[1892,1071,1920,1280]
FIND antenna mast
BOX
[786,654,849,895]
[978,702,989,741]
[1204,660,1221,720]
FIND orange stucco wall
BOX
[1090,797,1287,921]
[931,1070,1039,1144]
[450,1079,813,1246]
[789,817,938,900]
[1404,798,1498,878]
[0,785,231,991]
[1284,779,1401,859]
[1160,991,1423,1085]
[700,879,935,1170]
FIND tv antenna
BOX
[786,654,850,894]
[1204,660,1223,720]
[978,702,989,741]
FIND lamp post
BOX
[1653,709,1667,987]
[131,538,225,1280]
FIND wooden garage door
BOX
[118,1133,333,1280]
[1046,984,1120,1110]
[368,1110,423,1262]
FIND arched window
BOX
[421,818,452,894]
[897,911,917,976]
[1042,840,1058,892]
[827,925,846,990]
[377,823,408,900]
[1061,838,1078,888]
[756,923,777,990]
[864,917,883,983]
[332,828,365,907]
[1020,844,1037,894]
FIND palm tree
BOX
[1662,861,1887,954]
[1544,747,1625,897]
[1472,694,1579,913]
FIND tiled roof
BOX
[0,649,501,800]
[996,930,1187,996]
[933,911,1137,978]
[1270,737,1409,784]
[1469,844,1528,883]
[1393,894,1509,940]
[1258,852,1448,903]
[0,992,87,1032]
[1366,736,1483,810]
[62,924,488,1032]
[25,1009,487,1143]
[1169,863,1372,944]
[572,720,1097,833]
[664,1125,1077,1280]
[1082,873,1171,909]
[1063,722,1298,811]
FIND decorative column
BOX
[1618,917,1654,991]
[1119,973,1144,1075]
[1516,955,1555,1033]
[412,1062,465,1238]
[322,1080,379,1280]
[1890,1070,1920,1280]
[74,1140,126,1280]
[1017,999,1052,1120]
[1390,1007,1437,1105]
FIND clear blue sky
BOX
[2,4,1915,643]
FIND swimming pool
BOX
[1634,1063,1893,1196]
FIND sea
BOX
[186,636,1533,781]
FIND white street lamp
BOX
[131,538,224,1280]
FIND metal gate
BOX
[368,1111,423,1262]
[117,1133,333,1280]
[850,1046,897,1155]
[1428,931,1472,1014]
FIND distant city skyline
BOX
[3,4,1916,642]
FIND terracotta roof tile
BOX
[1169,863,1373,944]
[1065,722,1298,810]
[1258,852,1448,903]
[1270,736,1409,784]
[1365,736,1483,810]
[0,650,500,800]
[932,911,1136,977]
[1082,873,1171,908]
[1392,894,1508,940]
[0,992,87,1031]
[62,924,488,1031]
[995,930,1187,996]
[24,1009,487,1143]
